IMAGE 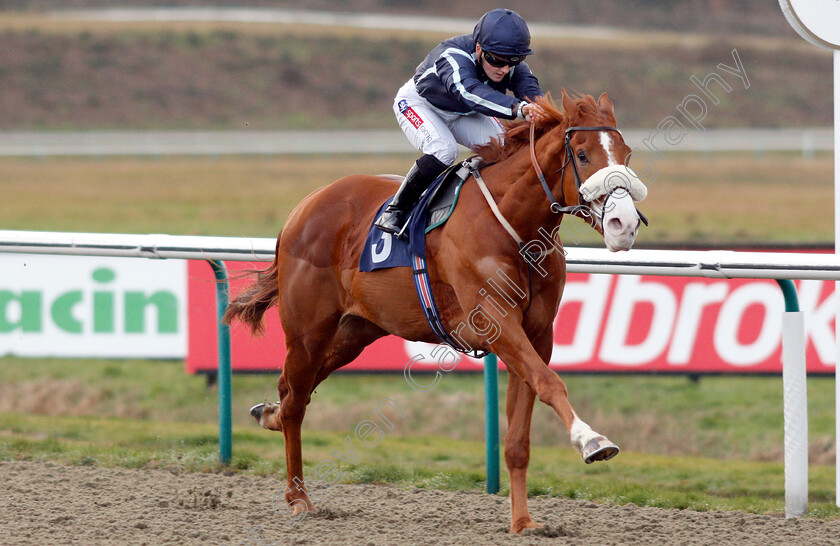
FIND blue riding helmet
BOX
[473,8,534,58]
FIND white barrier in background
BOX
[0,129,832,157]
[3,229,840,279]
[0,229,833,516]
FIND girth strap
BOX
[411,253,488,359]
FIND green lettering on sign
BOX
[125,291,178,334]
[0,291,42,332]
[51,291,83,334]
[93,267,116,334]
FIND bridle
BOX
[528,121,649,226]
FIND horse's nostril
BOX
[607,217,623,232]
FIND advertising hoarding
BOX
[186,259,835,375]
[0,255,187,358]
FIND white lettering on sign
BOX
[551,274,611,364]
[713,283,783,366]
[667,282,729,365]
[798,280,835,364]
[550,274,835,372]
[186,265,836,374]
[600,276,677,365]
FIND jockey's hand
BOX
[522,103,549,122]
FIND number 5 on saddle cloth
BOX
[360,158,489,358]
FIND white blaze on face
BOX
[599,131,618,166]
[598,132,636,251]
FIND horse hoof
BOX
[511,520,543,534]
[582,436,620,464]
[251,402,283,430]
[250,403,265,422]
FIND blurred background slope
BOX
[0,1,830,130]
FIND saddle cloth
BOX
[359,159,473,272]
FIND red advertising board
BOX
[186,261,448,374]
[186,257,836,375]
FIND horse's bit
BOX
[528,121,649,227]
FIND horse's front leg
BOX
[505,370,540,533]
[493,327,619,465]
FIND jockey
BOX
[375,8,546,236]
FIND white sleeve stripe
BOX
[417,66,437,81]
[440,48,514,116]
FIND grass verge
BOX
[1,357,836,463]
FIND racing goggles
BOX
[482,50,524,68]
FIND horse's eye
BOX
[577,150,588,163]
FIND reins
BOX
[529,121,579,216]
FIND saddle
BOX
[359,157,488,357]
[360,158,477,272]
[423,158,476,233]
[404,157,478,257]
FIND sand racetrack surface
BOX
[2,460,838,545]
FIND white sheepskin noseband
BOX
[579,165,647,203]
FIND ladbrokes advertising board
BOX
[186,259,836,375]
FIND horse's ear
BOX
[598,93,614,117]
[561,88,576,116]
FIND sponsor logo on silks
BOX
[401,106,424,129]
[398,99,409,112]
[419,125,433,145]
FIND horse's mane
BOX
[475,93,610,166]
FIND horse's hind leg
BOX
[249,355,300,432]
[245,338,318,515]
[251,316,386,516]
[252,316,386,431]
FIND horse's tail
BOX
[222,235,281,335]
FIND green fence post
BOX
[775,279,800,312]
[484,353,500,494]
[209,260,232,465]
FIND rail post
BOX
[484,353,500,494]
[210,260,233,465]
[776,279,808,517]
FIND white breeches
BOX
[394,78,505,165]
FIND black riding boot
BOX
[375,154,447,237]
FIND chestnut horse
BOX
[224,90,647,533]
